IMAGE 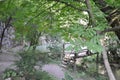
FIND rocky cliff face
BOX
[0,22,15,49]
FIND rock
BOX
[5,78,11,80]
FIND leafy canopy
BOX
[0,0,119,52]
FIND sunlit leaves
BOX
[1,0,117,53]
[105,0,120,8]
[86,36,103,53]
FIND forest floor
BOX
[0,46,96,80]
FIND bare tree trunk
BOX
[61,43,65,61]
[73,53,77,72]
[96,53,99,76]
[102,46,116,80]
[0,16,12,51]
[85,0,95,26]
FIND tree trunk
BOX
[61,43,65,61]
[73,53,77,72]
[96,53,99,76]
[102,46,116,80]
[0,16,12,51]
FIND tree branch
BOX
[85,0,95,26]
[54,0,88,12]
[93,0,120,40]
[74,0,85,3]
[26,2,58,24]
[97,26,120,34]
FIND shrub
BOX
[3,50,56,80]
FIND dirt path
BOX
[0,46,22,74]
[0,46,95,80]
[42,64,65,80]
[41,64,89,80]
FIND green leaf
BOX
[64,72,73,80]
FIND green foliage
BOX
[105,0,120,8]
[1,0,119,80]
[62,72,74,80]
[33,71,56,80]
[48,45,62,59]
[15,51,39,77]
[3,69,17,79]
[15,50,49,78]
[0,0,108,53]
[95,75,108,80]
[0,0,117,68]
[2,50,55,80]
[48,43,62,53]
[3,69,56,80]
